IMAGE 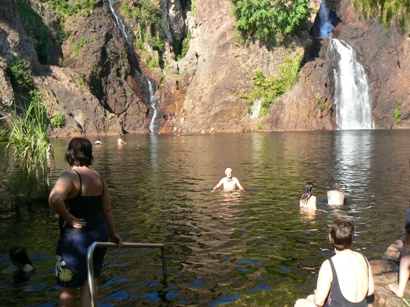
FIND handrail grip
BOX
[87,242,167,307]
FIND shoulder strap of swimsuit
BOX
[328,258,336,279]
[100,174,105,195]
[72,170,82,196]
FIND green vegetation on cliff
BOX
[248,52,303,117]
[39,0,98,19]
[133,0,164,65]
[353,0,410,30]
[6,58,34,94]
[230,0,311,44]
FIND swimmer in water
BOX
[212,168,245,192]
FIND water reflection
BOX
[332,130,373,205]
[1,131,410,305]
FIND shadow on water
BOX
[0,130,410,305]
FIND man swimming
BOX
[212,168,245,192]
[327,183,345,206]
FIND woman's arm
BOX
[49,172,86,228]
[313,260,332,307]
[101,177,122,246]
[367,258,375,295]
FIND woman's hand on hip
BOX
[63,214,87,228]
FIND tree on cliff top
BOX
[230,0,311,45]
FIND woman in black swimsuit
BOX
[294,218,374,306]
[49,138,122,307]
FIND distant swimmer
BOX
[117,138,127,145]
[212,168,245,192]
[94,140,103,145]
[300,182,317,210]
[46,143,55,171]
[327,183,345,206]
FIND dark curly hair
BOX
[65,138,94,167]
[300,181,314,204]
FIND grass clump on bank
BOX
[1,90,51,212]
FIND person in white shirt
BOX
[212,168,244,192]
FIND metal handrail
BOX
[87,242,168,307]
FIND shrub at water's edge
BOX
[1,90,51,212]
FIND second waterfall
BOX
[328,39,373,130]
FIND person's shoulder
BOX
[319,259,331,274]
[58,170,77,179]
[352,250,368,262]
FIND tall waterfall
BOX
[148,80,160,133]
[107,0,160,133]
[329,39,372,129]
[108,0,129,45]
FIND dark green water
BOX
[1,130,409,306]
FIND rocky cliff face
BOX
[0,0,409,136]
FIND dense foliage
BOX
[38,0,98,19]
[248,52,303,117]
[6,58,34,93]
[353,0,410,30]
[230,0,311,44]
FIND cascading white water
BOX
[107,0,130,45]
[148,80,160,133]
[329,39,372,130]
[107,0,160,133]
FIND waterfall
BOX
[107,0,160,133]
[318,0,334,38]
[329,39,372,130]
[107,0,130,45]
[148,80,160,133]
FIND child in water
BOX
[9,246,34,284]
